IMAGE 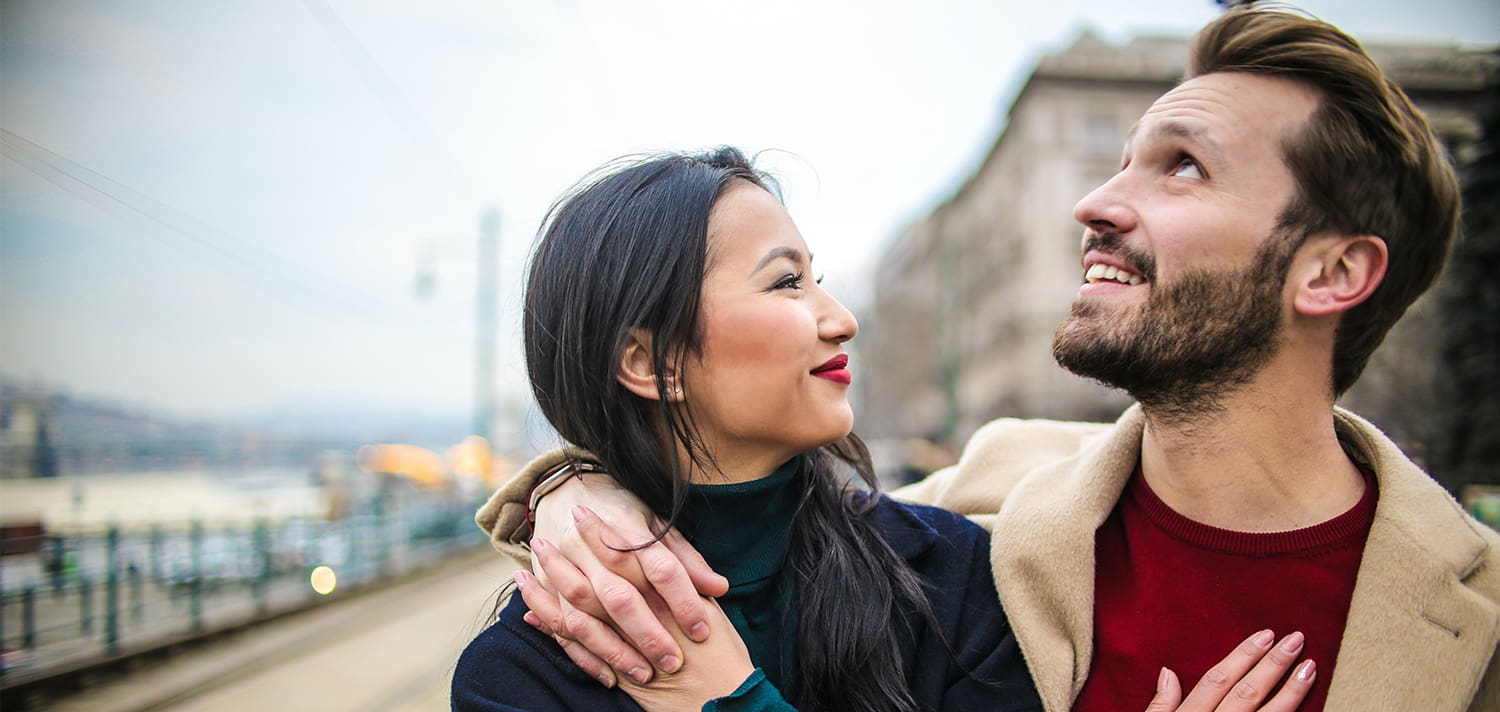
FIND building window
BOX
[1083,113,1121,158]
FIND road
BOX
[41,547,519,712]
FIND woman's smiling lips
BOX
[811,354,852,385]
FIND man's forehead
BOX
[1123,73,1319,153]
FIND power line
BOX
[299,0,475,194]
[1,128,383,318]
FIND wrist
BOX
[525,460,603,536]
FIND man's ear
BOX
[1292,234,1388,318]
[617,329,678,400]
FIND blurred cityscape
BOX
[3,11,1498,712]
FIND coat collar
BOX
[989,405,1145,712]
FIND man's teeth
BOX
[1085,263,1144,286]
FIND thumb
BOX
[1143,667,1184,712]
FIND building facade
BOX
[857,29,1497,464]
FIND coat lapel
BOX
[991,406,1145,712]
[1325,410,1500,711]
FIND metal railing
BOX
[0,492,487,688]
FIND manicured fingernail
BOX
[1280,631,1305,653]
[689,622,709,640]
[659,654,681,673]
[572,505,589,523]
[1252,629,1274,647]
[514,571,530,588]
[1157,667,1169,693]
[533,538,550,552]
[1296,660,1316,682]
[522,611,540,627]
[627,667,650,684]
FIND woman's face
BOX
[680,180,858,478]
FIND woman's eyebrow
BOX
[749,246,806,276]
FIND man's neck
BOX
[1136,359,1366,532]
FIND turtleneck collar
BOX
[680,456,802,589]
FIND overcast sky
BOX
[3,0,1496,426]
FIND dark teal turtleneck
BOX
[679,456,801,695]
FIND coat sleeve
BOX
[474,448,592,567]
[890,417,1110,531]
[937,524,1043,711]
[452,599,634,712]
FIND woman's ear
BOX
[617,329,679,401]
[1292,234,1388,318]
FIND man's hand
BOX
[522,475,728,685]
[1145,630,1316,711]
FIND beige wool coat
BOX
[478,407,1500,711]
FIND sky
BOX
[3,0,1497,432]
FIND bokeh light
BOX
[310,565,337,595]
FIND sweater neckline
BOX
[1127,464,1378,557]
[681,457,802,588]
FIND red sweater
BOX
[1073,467,1376,711]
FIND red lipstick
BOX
[811,354,852,385]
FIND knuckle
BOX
[1265,646,1297,665]
[562,609,594,633]
[642,556,678,584]
[597,582,638,610]
[601,648,630,670]
[1201,665,1232,688]
[1231,680,1261,701]
[557,580,591,603]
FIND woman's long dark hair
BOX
[524,147,932,711]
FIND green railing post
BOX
[129,561,143,623]
[23,586,37,648]
[105,525,120,653]
[150,525,163,583]
[374,496,389,577]
[190,520,204,632]
[79,576,93,634]
[49,536,66,596]
[253,519,270,615]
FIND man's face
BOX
[1051,72,1320,418]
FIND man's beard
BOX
[1051,231,1298,424]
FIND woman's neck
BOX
[677,441,800,485]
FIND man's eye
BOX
[1172,158,1204,180]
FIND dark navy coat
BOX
[451,496,1043,711]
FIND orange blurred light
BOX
[356,443,447,488]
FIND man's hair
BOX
[1188,6,1461,395]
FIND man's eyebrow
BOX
[750,246,806,276]
[1124,119,1227,165]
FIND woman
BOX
[453,147,1041,710]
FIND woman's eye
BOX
[774,273,806,290]
[1172,158,1204,179]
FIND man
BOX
[478,7,1500,710]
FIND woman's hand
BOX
[521,486,727,686]
[615,594,756,712]
[1145,630,1316,711]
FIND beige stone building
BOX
[856,29,1497,467]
